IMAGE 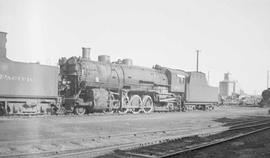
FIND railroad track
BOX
[1,117,270,158]
[108,118,270,158]
[0,123,227,158]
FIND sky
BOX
[0,0,270,94]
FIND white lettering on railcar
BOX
[0,73,33,82]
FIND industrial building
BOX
[219,73,242,98]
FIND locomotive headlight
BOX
[62,80,67,85]
[62,78,70,85]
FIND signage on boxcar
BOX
[0,73,33,82]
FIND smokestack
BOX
[0,32,7,59]
[82,47,90,60]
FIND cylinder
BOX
[0,32,7,59]
[122,58,133,66]
[98,55,111,63]
[82,47,90,60]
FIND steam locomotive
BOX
[0,31,218,115]
[59,48,219,115]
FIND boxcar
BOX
[0,32,59,115]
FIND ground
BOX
[174,122,270,158]
[0,106,269,157]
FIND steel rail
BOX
[55,118,270,158]
[0,123,228,158]
[121,120,270,158]
[219,116,270,125]
[229,118,270,129]
[0,125,224,158]
[1,117,270,158]
[160,125,270,158]
[0,122,220,146]
[5,113,251,146]
[0,142,136,158]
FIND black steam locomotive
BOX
[59,48,218,115]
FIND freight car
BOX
[59,48,218,115]
[0,32,59,115]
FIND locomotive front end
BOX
[59,48,93,114]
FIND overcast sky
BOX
[0,0,270,94]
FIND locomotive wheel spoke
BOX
[166,103,174,112]
[103,94,118,114]
[142,95,154,113]
[119,92,129,114]
[129,95,142,114]
[56,107,66,115]
[74,107,86,115]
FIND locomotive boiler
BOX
[59,48,218,115]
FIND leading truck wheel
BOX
[142,95,154,113]
[74,107,86,115]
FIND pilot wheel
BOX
[74,106,86,115]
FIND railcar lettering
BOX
[0,73,33,82]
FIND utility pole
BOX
[196,50,200,72]
[267,70,269,89]
[208,71,210,83]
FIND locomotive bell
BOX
[98,55,111,63]
[82,47,90,60]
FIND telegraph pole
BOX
[267,70,269,89]
[196,50,200,72]
[208,71,210,83]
